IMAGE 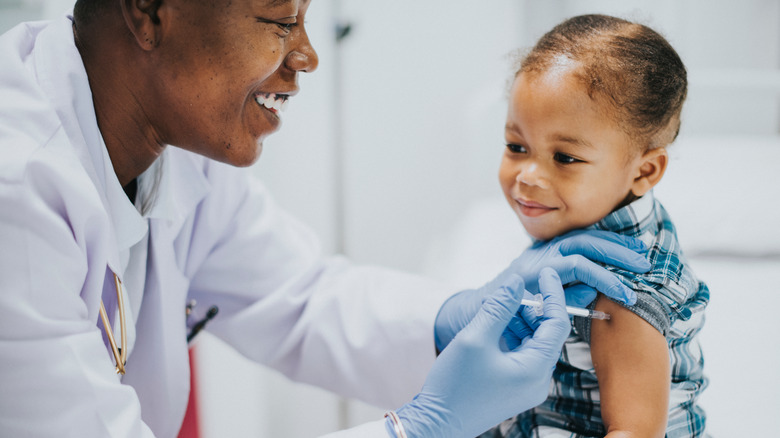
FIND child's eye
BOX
[554,152,583,164]
[506,143,527,154]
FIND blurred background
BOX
[3,0,779,436]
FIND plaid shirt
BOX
[481,192,710,438]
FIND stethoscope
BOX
[99,273,218,375]
[99,273,127,375]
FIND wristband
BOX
[384,410,408,438]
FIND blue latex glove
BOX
[393,269,570,438]
[434,229,650,352]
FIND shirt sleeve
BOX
[574,290,672,343]
[184,165,456,409]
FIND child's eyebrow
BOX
[504,121,522,134]
[549,133,594,149]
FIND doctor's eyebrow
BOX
[265,0,294,7]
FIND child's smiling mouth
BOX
[515,197,557,217]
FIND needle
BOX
[520,297,611,320]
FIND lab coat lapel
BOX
[122,220,191,438]
[120,150,210,437]
[32,16,128,274]
[33,17,150,363]
[31,16,213,435]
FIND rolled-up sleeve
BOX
[574,291,672,342]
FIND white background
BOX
[2,0,779,436]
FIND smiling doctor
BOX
[0,0,651,437]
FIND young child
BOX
[481,14,709,438]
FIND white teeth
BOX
[255,93,289,112]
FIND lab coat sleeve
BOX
[0,148,155,437]
[318,419,390,438]
[183,164,458,409]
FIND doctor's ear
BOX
[121,0,164,50]
[630,147,668,198]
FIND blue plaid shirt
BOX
[481,192,709,438]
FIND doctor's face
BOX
[149,0,318,167]
[499,67,643,241]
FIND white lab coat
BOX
[0,16,455,437]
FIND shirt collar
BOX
[98,137,148,251]
[590,191,658,239]
[140,147,211,226]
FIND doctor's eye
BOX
[275,22,296,32]
[554,152,583,164]
[506,143,527,154]
[256,17,297,37]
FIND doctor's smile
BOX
[249,91,294,136]
[255,92,293,114]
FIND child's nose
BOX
[515,161,550,189]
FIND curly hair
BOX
[517,14,687,150]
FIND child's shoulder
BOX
[588,195,708,331]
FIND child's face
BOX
[500,66,644,241]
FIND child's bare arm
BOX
[590,294,670,438]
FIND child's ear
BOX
[630,147,668,197]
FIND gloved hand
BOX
[434,229,650,352]
[393,269,570,438]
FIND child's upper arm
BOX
[590,294,670,438]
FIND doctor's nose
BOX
[285,33,319,73]
[515,162,550,190]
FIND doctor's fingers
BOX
[563,283,598,308]
[503,313,533,350]
[503,297,547,350]
[466,274,525,343]
[549,254,636,305]
[538,268,567,319]
[514,269,569,360]
[508,270,570,344]
[555,230,650,272]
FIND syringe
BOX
[520,297,611,320]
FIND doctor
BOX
[0,0,651,437]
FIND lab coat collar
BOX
[24,15,144,371]
[33,16,210,254]
[31,16,136,267]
